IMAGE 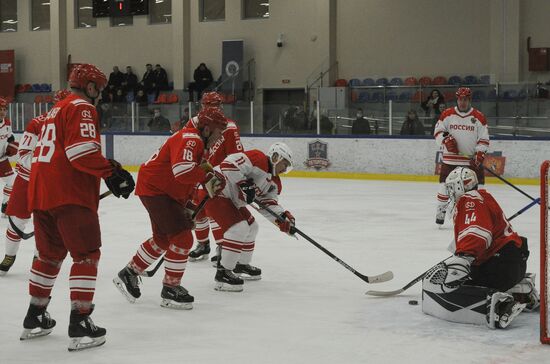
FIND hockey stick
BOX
[9,190,115,240]
[365,199,538,297]
[253,199,393,284]
[141,195,210,278]
[483,165,542,206]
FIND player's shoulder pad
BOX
[471,109,487,125]
[439,107,456,120]
[225,120,238,130]
[2,118,11,126]
[245,149,269,173]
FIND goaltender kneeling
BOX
[422,167,539,329]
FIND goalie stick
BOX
[365,198,538,297]
[253,199,393,284]
[9,190,115,240]
[141,195,210,278]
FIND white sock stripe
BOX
[137,249,158,265]
[222,246,241,253]
[69,276,97,280]
[70,279,97,289]
[70,288,96,293]
[29,280,54,290]
[30,268,58,279]
[164,257,188,263]
[140,245,160,260]
[164,267,186,273]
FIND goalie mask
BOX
[268,142,294,176]
[445,167,478,201]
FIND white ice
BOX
[1,177,549,364]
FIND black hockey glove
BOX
[105,162,135,199]
[238,179,256,204]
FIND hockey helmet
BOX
[54,89,71,102]
[69,64,108,91]
[0,97,8,108]
[201,92,223,108]
[445,167,478,201]
[268,142,294,175]
[196,106,227,131]
[455,87,472,99]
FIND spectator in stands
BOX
[421,89,445,119]
[400,109,425,136]
[431,103,447,134]
[189,63,214,102]
[135,89,148,106]
[108,66,124,91]
[351,108,371,135]
[140,63,156,95]
[112,88,126,103]
[122,66,138,94]
[154,64,169,92]
[147,108,170,132]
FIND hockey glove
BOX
[199,161,214,173]
[277,210,296,235]
[238,179,256,204]
[105,161,135,199]
[469,151,485,169]
[442,132,458,154]
[204,170,226,198]
[423,255,473,294]
[6,140,18,157]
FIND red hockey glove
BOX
[238,179,256,204]
[6,140,18,157]
[204,170,226,198]
[442,133,458,154]
[469,151,485,169]
[277,211,296,235]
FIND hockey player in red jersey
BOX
[205,142,295,291]
[187,91,245,262]
[21,65,135,351]
[0,97,17,216]
[0,90,71,276]
[433,87,489,225]
[422,167,537,329]
[113,107,227,309]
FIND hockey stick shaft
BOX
[366,199,538,296]
[143,195,210,277]
[253,199,393,284]
[483,165,541,204]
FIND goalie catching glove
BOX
[277,210,296,235]
[423,255,473,294]
[104,160,135,199]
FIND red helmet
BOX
[456,87,472,99]
[0,97,8,108]
[54,89,71,102]
[201,92,223,107]
[196,107,227,130]
[69,64,108,90]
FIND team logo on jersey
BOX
[470,117,476,124]
[304,140,330,170]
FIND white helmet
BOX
[267,142,294,175]
[445,167,478,201]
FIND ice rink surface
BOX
[1,177,549,364]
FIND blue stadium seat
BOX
[463,75,478,84]
[479,75,490,85]
[503,90,518,101]
[375,77,389,86]
[448,76,462,85]
[386,91,398,101]
[390,77,403,86]
[369,91,384,103]
[32,84,42,92]
[486,89,497,101]
[472,90,485,102]
[362,78,375,86]
[349,78,362,87]
[358,91,369,103]
[398,91,412,102]
[40,83,51,92]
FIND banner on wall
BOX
[220,40,243,98]
[304,140,331,170]
[434,151,506,176]
[0,50,15,99]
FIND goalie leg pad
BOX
[507,273,539,311]
[487,292,526,329]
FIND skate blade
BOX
[235,273,261,281]
[160,299,193,310]
[214,282,243,292]
[112,277,137,304]
[20,327,53,340]
[499,303,527,329]
[68,335,106,352]
[189,254,209,262]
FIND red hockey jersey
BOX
[29,94,113,211]
[16,114,45,181]
[136,126,208,203]
[452,189,522,265]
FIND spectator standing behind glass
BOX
[140,64,156,95]
[135,89,148,106]
[351,108,371,135]
[190,63,214,101]
[421,89,445,118]
[108,66,124,91]
[147,108,171,132]
[400,110,425,135]
[122,66,138,94]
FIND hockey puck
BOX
[408,300,418,305]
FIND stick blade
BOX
[365,288,404,297]
[366,270,393,284]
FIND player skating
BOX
[422,167,539,329]
[433,87,489,225]
[0,97,17,217]
[204,142,296,291]
[21,64,135,351]
[113,107,227,309]
[0,90,70,276]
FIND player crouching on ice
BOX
[422,167,539,329]
[204,142,296,292]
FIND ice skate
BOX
[211,245,221,267]
[20,301,56,340]
[435,204,446,225]
[160,285,194,310]
[113,266,141,303]
[189,243,210,262]
[68,307,106,351]
[233,263,262,281]
[0,254,15,276]
[487,292,526,329]
[215,266,244,292]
